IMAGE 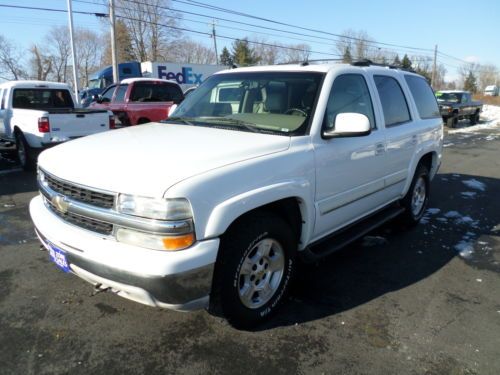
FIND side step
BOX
[301,205,405,262]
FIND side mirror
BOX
[322,113,371,138]
[92,94,102,103]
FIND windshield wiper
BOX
[163,116,195,125]
[197,117,261,133]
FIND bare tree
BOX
[117,0,182,61]
[169,39,216,64]
[478,64,499,91]
[29,45,53,80]
[76,29,104,87]
[458,62,481,89]
[281,43,310,63]
[0,34,26,80]
[46,26,71,82]
[335,29,375,60]
[250,37,281,65]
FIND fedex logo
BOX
[157,66,203,85]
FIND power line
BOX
[0,3,106,17]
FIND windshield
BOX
[166,71,324,136]
[436,92,461,103]
[88,79,101,89]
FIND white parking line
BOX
[0,168,22,175]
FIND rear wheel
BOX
[446,115,458,128]
[399,164,430,226]
[210,213,296,329]
[469,111,480,125]
[15,132,36,171]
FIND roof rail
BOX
[351,59,416,72]
[276,58,343,66]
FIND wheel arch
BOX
[402,151,438,197]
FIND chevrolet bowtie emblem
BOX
[52,195,69,213]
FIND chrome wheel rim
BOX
[238,238,285,309]
[411,177,426,216]
[17,138,26,166]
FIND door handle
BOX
[375,143,385,156]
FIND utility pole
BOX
[431,44,438,88]
[211,20,219,65]
[109,0,119,83]
[67,0,80,104]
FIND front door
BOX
[313,73,388,241]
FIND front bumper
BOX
[30,195,220,311]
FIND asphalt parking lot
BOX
[1,124,499,375]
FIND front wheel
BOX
[399,164,430,226]
[210,213,296,329]
[446,115,458,128]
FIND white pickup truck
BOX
[0,80,114,170]
[30,62,443,328]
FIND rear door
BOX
[372,74,417,199]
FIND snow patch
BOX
[462,179,486,191]
[448,105,500,134]
[455,240,474,258]
[426,208,441,215]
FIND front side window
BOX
[374,75,411,127]
[404,75,440,119]
[12,89,73,109]
[168,72,324,136]
[114,84,128,103]
[101,85,116,102]
[323,74,376,130]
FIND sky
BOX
[1,0,499,82]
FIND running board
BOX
[301,205,405,262]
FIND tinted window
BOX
[324,74,376,130]
[12,89,73,109]
[374,75,411,126]
[130,83,183,103]
[404,75,440,119]
[101,85,116,101]
[219,87,243,102]
[114,84,128,102]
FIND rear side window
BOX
[101,85,116,101]
[0,89,5,109]
[12,89,73,109]
[404,75,440,119]
[130,83,183,103]
[374,75,411,127]
[324,74,376,130]
[114,84,128,103]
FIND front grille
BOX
[46,199,113,235]
[44,172,115,209]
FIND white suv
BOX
[30,61,443,328]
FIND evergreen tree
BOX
[342,46,352,63]
[463,70,478,93]
[401,54,412,69]
[219,47,233,66]
[392,55,401,66]
[231,38,260,66]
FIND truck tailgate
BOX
[48,110,109,139]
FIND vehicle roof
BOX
[485,85,498,89]
[213,62,425,78]
[120,77,181,86]
[0,80,70,89]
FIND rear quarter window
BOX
[404,75,440,119]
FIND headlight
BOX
[117,194,192,220]
[441,105,451,112]
[116,228,195,251]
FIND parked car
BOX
[30,61,443,328]
[435,90,482,127]
[483,85,499,96]
[89,78,184,126]
[0,80,114,171]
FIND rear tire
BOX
[399,164,430,227]
[446,115,458,128]
[210,212,296,329]
[469,111,480,125]
[15,132,36,171]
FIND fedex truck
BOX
[140,62,227,91]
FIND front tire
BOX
[15,132,36,171]
[446,115,458,128]
[399,164,430,226]
[210,213,296,329]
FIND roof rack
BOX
[276,58,343,67]
[351,59,416,72]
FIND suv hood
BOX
[38,123,290,197]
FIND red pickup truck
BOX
[89,78,184,126]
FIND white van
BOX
[484,85,499,96]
